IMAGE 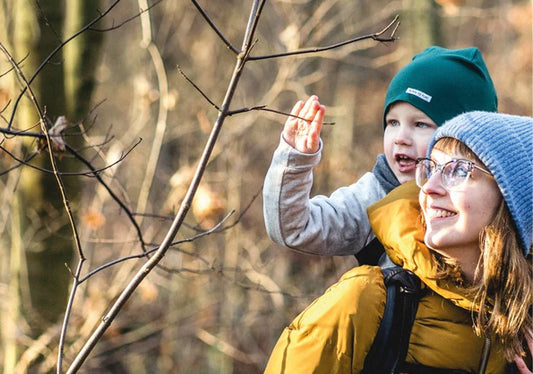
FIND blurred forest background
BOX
[0,0,531,373]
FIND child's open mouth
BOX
[396,154,415,172]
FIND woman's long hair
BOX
[432,138,533,361]
[474,200,532,360]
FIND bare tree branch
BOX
[177,69,336,124]
[177,65,220,111]
[248,14,400,60]
[0,128,140,177]
[78,209,235,283]
[65,142,147,250]
[227,104,336,125]
[189,0,240,55]
[88,0,164,32]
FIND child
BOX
[263,46,498,260]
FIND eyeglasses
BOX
[415,157,492,190]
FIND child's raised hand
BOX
[282,95,325,153]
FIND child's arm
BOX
[263,97,386,256]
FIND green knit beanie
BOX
[383,46,498,128]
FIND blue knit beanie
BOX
[428,111,533,255]
[383,46,498,128]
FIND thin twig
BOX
[0,98,11,114]
[227,105,336,125]
[0,138,138,177]
[0,124,44,139]
[0,147,39,176]
[177,65,220,110]
[89,0,163,32]
[0,53,29,78]
[78,210,234,283]
[189,0,240,54]
[248,15,400,61]
[65,143,147,251]
[57,260,84,372]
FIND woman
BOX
[263,111,532,374]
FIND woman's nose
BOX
[421,170,446,195]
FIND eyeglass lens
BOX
[415,159,472,189]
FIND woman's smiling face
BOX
[418,147,502,260]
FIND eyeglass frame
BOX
[415,157,492,190]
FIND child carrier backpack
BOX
[360,256,518,374]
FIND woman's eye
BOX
[451,163,470,178]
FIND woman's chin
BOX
[424,233,445,252]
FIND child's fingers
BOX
[283,100,305,148]
[286,100,305,126]
[314,104,325,126]
[295,96,318,134]
[283,100,304,133]
[300,95,319,121]
[309,104,325,137]
[291,100,305,116]
[307,104,325,152]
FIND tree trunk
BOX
[401,0,442,58]
[5,0,103,328]
[64,0,104,122]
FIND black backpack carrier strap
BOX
[355,237,385,266]
[361,266,422,374]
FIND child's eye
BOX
[387,119,399,127]
[415,121,430,128]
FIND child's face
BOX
[383,102,438,184]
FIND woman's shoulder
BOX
[329,265,386,301]
[294,266,386,327]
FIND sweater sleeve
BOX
[263,266,386,374]
[262,136,386,256]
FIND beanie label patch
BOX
[406,87,432,103]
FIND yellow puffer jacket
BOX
[263,181,507,374]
